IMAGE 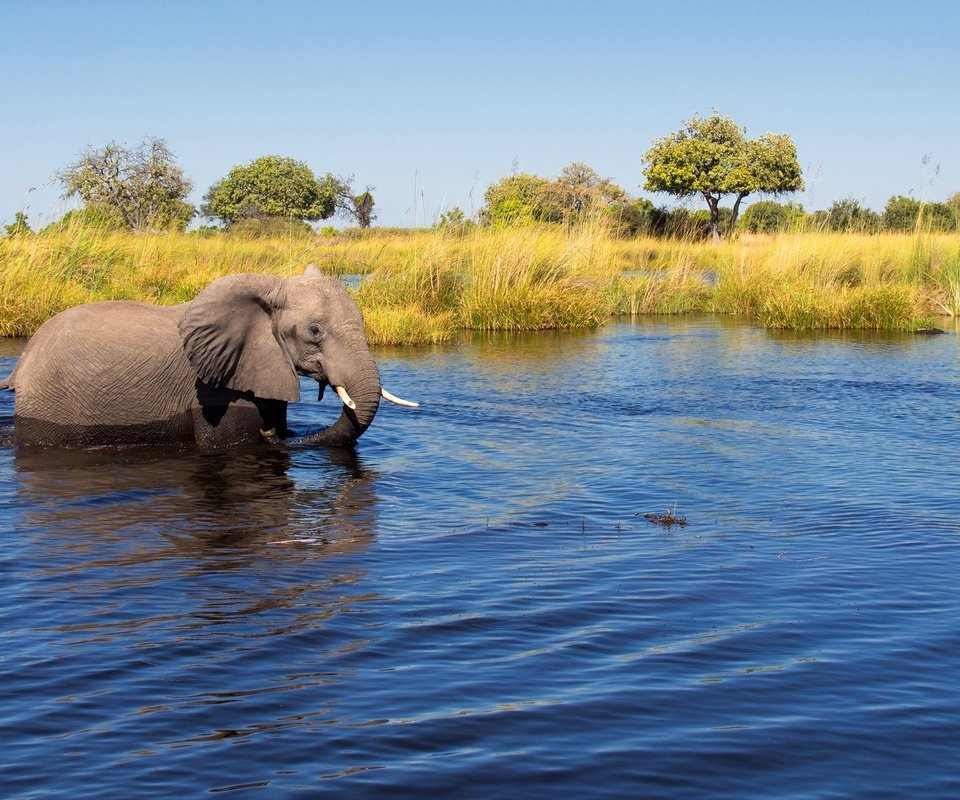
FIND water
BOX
[1,317,958,799]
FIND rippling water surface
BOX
[1,318,958,798]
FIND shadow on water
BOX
[7,442,381,565]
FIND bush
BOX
[823,199,881,233]
[883,195,957,232]
[739,201,806,234]
[3,212,32,237]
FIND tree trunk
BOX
[730,191,749,236]
[703,192,721,241]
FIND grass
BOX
[1,220,956,342]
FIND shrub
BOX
[739,201,806,234]
[823,199,881,233]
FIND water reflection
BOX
[10,444,380,562]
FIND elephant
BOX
[0,265,416,448]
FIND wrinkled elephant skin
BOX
[0,266,387,448]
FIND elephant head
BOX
[178,265,409,447]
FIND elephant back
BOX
[11,301,196,435]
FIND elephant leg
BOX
[190,395,290,449]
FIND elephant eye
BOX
[308,323,324,340]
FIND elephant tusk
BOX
[381,388,419,408]
[334,385,356,409]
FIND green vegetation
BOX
[481,163,628,226]
[55,137,195,232]
[3,121,957,343]
[3,212,31,237]
[642,113,804,241]
[1,221,955,342]
[334,176,377,229]
[738,201,806,234]
[201,155,340,226]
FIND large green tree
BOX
[202,156,338,225]
[642,113,804,240]
[55,137,195,231]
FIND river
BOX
[1,317,958,798]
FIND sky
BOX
[3,0,959,229]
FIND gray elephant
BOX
[0,265,416,448]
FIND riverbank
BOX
[1,222,957,342]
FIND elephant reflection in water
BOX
[9,446,385,672]
[10,445,381,562]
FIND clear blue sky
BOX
[3,0,958,229]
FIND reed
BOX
[755,283,920,331]
[455,224,614,330]
[1,221,955,341]
[0,219,318,334]
[361,305,457,346]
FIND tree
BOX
[202,156,338,226]
[482,172,563,225]
[555,162,628,215]
[333,175,376,228]
[823,199,881,233]
[602,198,667,238]
[55,137,195,231]
[642,113,804,240]
[3,211,32,237]
[884,195,958,232]
[883,195,923,232]
[481,163,628,226]
[926,202,959,231]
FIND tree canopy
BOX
[55,137,195,232]
[202,156,338,225]
[642,113,803,240]
[883,195,958,232]
[482,162,628,226]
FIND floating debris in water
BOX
[638,507,687,528]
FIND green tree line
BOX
[4,117,958,238]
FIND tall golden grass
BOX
[1,219,956,341]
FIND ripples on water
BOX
[1,318,958,798]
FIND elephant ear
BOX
[178,273,300,402]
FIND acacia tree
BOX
[642,114,804,240]
[56,137,195,231]
[202,156,338,225]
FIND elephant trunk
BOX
[301,347,381,447]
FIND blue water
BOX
[1,318,958,799]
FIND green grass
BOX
[1,221,955,341]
